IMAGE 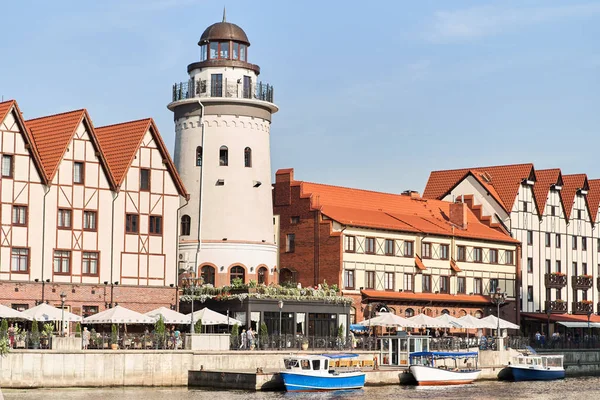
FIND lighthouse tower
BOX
[169,12,278,286]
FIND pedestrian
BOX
[535,330,541,345]
[240,329,247,349]
[349,330,356,349]
[8,323,15,348]
[247,327,255,349]
[174,327,181,349]
[82,327,90,350]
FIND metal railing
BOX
[531,335,600,349]
[172,79,274,103]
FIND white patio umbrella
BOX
[145,307,189,325]
[408,313,453,328]
[435,313,464,328]
[190,308,242,326]
[83,305,156,324]
[358,312,419,328]
[23,303,82,322]
[481,315,520,330]
[0,304,32,320]
[458,314,494,329]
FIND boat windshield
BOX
[301,360,311,370]
[284,359,299,369]
[312,360,321,370]
[544,357,563,368]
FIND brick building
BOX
[273,168,521,325]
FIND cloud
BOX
[426,3,600,42]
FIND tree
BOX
[30,319,40,348]
[259,322,268,349]
[0,319,7,339]
[111,324,118,346]
[231,323,239,349]
[194,319,203,334]
[75,322,81,338]
[155,315,166,349]
[338,323,345,338]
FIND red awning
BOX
[450,258,461,272]
[521,312,600,323]
[415,255,426,271]
[361,289,492,305]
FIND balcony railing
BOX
[572,275,593,290]
[545,273,567,288]
[172,79,274,103]
[545,300,567,313]
[572,301,594,315]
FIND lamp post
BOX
[186,274,202,334]
[278,300,284,349]
[546,307,552,338]
[60,291,66,337]
[491,287,507,348]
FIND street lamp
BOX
[60,292,67,337]
[546,307,552,337]
[491,287,507,343]
[186,274,203,334]
[278,300,284,346]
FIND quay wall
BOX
[537,349,600,376]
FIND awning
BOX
[415,255,426,271]
[557,321,600,328]
[361,289,492,305]
[521,312,600,323]
[350,324,367,332]
[450,258,461,272]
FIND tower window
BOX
[219,41,229,59]
[244,147,252,167]
[196,146,203,167]
[219,146,228,166]
[232,42,239,59]
[181,215,191,236]
[240,44,247,61]
[209,42,218,59]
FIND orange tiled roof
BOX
[295,178,519,244]
[0,100,15,123]
[450,259,461,272]
[96,118,188,199]
[423,163,535,213]
[415,256,426,271]
[532,169,562,217]
[561,174,589,221]
[587,179,600,223]
[361,289,492,305]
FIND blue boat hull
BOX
[509,366,565,381]
[280,372,366,391]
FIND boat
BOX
[508,354,565,381]
[280,353,366,391]
[409,351,481,386]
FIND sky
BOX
[1,0,599,194]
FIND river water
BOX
[5,378,600,400]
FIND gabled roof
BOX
[532,169,562,217]
[587,179,600,224]
[0,100,15,123]
[561,174,590,221]
[423,163,535,213]
[95,118,188,199]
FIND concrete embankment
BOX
[537,349,600,377]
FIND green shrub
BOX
[30,319,40,347]
[111,324,118,345]
[0,319,7,339]
[194,319,203,334]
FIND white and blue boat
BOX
[509,354,565,381]
[409,351,481,386]
[280,354,366,392]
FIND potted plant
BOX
[75,322,81,338]
[301,337,309,351]
[155,315,166,349]
[230,323,239,349]
[110,324,119,350]
[30,319,40,349]
[194,318,203,334]
[259,322,268,349]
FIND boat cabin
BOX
[378,335,431,366]
[410,351,479,371]
[284,356,330,373]
[513,355,563,369]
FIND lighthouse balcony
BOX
[172,79,274,103]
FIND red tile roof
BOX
[0,100,15,124]
[423,163,535,213]
[587,179,600,223]
[96,118,188,199]
[532,169,562,217]
[450,259,461,272]
[561,174,589,220]
[361,289,492,305]
[415,256,426,271]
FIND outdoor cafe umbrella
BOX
[435,313,464,328]
[190,308,243,326]
[358,312,419,328]
[408,313,454,328]
[145,307,189,325]
[23,303,82,322]
[0,304,32,320]
[83,305,156,324]
[481,315,520,330]
[458,314,496,329]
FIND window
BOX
[209,42,218,59]
[422,242,431,259]
[457,277,466,294]
[211,73,223,96]
[232,42,239,59]
[384,272,394,290]
[344,235,356,252]
[385,239,394,256]
[82,252,99,275]
[1,155,13,178]
[149,216,162,235]
[257,267,268,285]
[404,274,414,292]
[229,266,245,284]
[439,276,449,293]
[545,233,551,247]
[572,236,578,250]
[489,249,498,264]
[545,259,551,274]
[457,246,466,261]
[365,237,375,254]
[474,247,483,262]
[244,147,252,168]
[556,260,562,273]
[404,241,414,257]
[126,214,139,234]
[240,44,247,61]
[598,238,600,251]
[286,234,295,253]
[83,211,97,231]
[53,250,71,274]
[521,201,528,212]
[556,234,561,248]
[11,304,28,312]
[527,230,533,245]
[582,237,587,251]
[405,308,415,318]
[219,41,229,58]
[11,248,28,272]
[440,244,449,260]
[290,216,300,225]
[505,250,514,265]
[181,215,191,236]
[196,146,203,166]
[422,275,432,292]
[365,271,375,289]
[201,265,215,285]
[489,278,499,293]
[527,257,533,273]
[219,146,228,166]
[578,210,582,220]
[527,285,534,302]
[344,270,355,289]
[12,205,27,226]
[57,209,72,228]
[572,262,578,276]
[140,168,150,191]
[583,262,588,275]
[473,278,482,294]
[73,162,84,184]
[82,305,98,318]
[550,205,556,216]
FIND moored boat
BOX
[508,354,565,381]
[409,351,481,386]
[280,354,366,391]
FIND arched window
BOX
[388,307,396,314]
[219,146,228,166]
[244,147,252,167]
[405,308,414,318]
[257,266,268,285]
[423,308,433,316]
[180,215,191,236]
[280,268,294,284]
[201,265,215,285]
[474,310,484,318]
[196,146,203,167]
[441,309,450,315]
[459,309,467,317]
[230,265,245,284]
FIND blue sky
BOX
[2,0,599,193]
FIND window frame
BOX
[83,210,97,232]
[527,230,533,245]
[422,274,432,293]
[572,236,578,250]
[10,247,29,273]
[440,244,449,260]
[439,275,450,293]
[219,145,228,166]
[196,146,203,167]
[556,234,561,248]
[73,161,85,185]
[365,237,376,254]
[489,249,498,264]
[385,239,395,256]
[53,249,72,275]
[505,250,514,265]
[140,168,151,192]
[244,147,252,168]
[181,215,191,236]
[285,233,295,253]
[11,205,27,226]
[82,251,99,276]
[457,277,466,294]
[365,271,375,289]
[384,272,394,291]
[57,209,72,229]
[527,285,534,302]
[582,237,587,251]
[421,242,432,259]
[404,273,414,292]
[125,213,139,234]
[229,265,245,284]
[457,246,466,262]
[473,247,483,263]
[257,267,268,285]
[1,154,13,178]
[201,265,216,285]
[404,241,414,257]
[149,215,163,236]
[473,277,483,294]
[527,257,533,273]
[344,235,356,253]
[545,232,551,247]
[344,269,355,290]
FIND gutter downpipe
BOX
[191,99,205,334]
[40,185,51,303]
[175,198,189,312]
[110,191,119,307]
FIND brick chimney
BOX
[274,168,294,206]
[449,201,468,229]
[402,190,420,199]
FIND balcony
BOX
[172,79,274,103]
[545,273,567,288]
[572,275,593,290]
[572,301,594,315]
[545,300,567,313]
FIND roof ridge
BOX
[429,162,533,174]
[303,180,407,198]
[96,117,153,130]
[25,108,86,122]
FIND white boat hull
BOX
[409,365,481,386]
